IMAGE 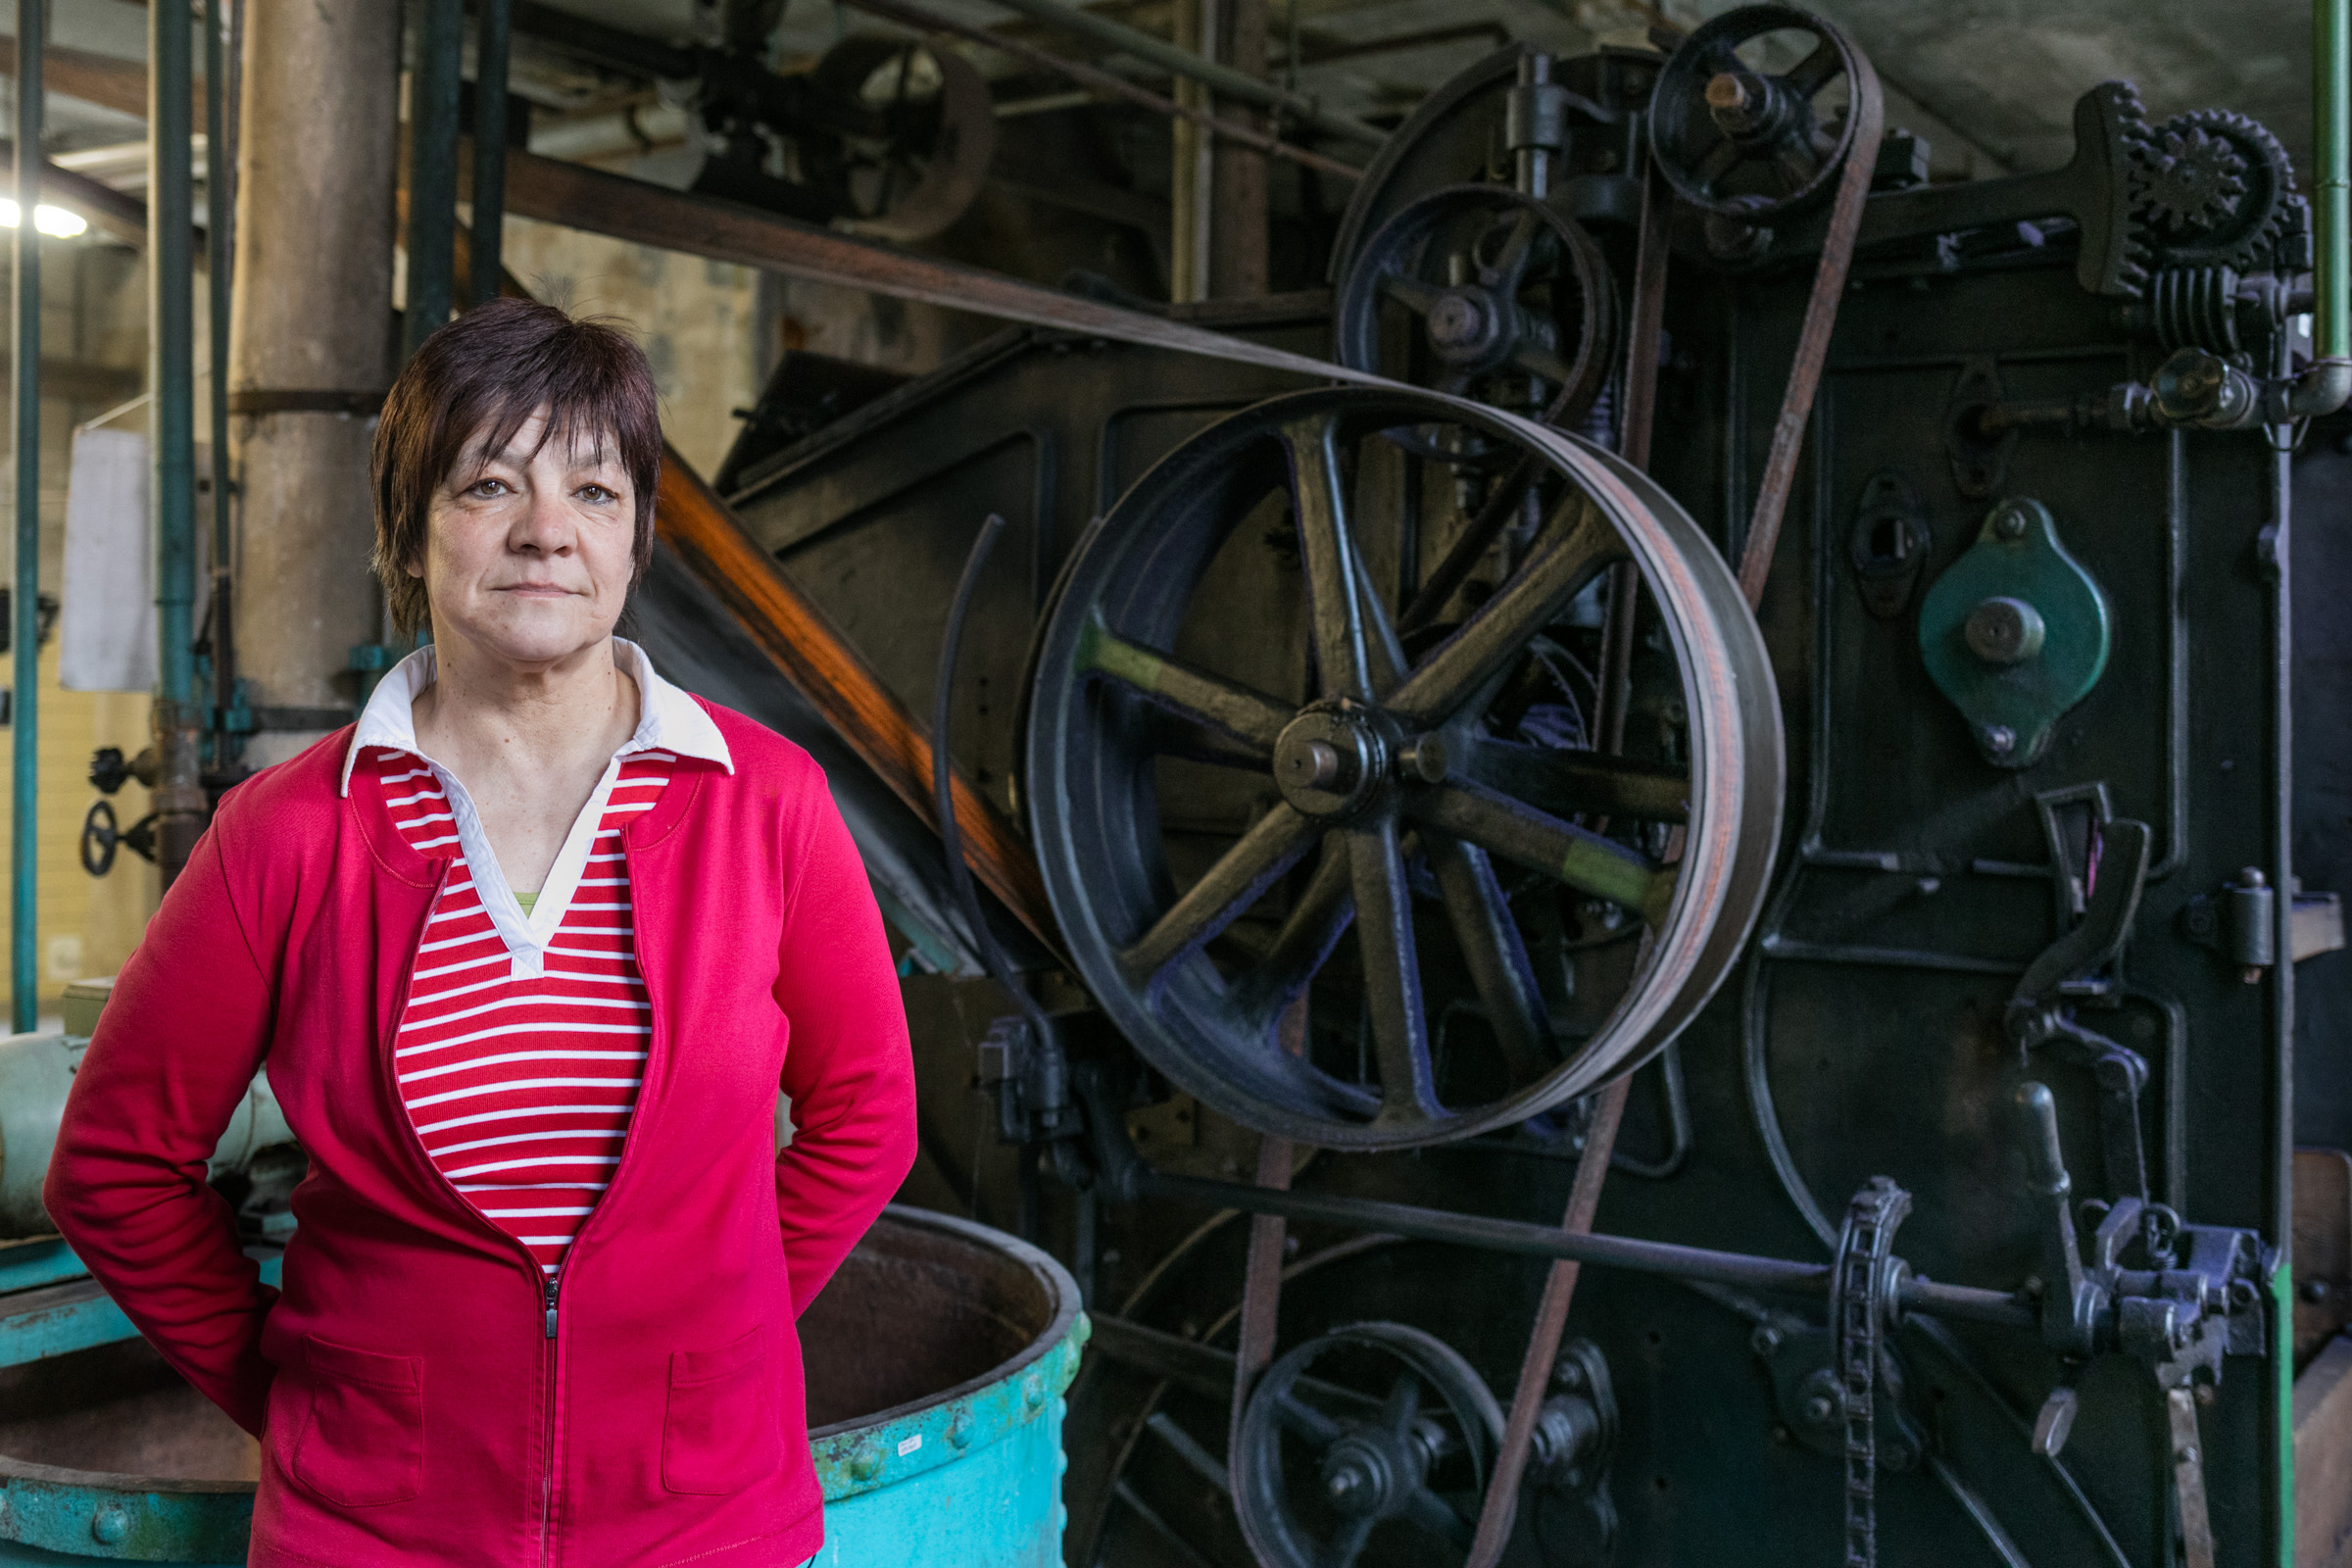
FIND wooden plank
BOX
[2299,1148,2352,1364]
[2297,1335,2352,1568]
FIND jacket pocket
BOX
[288,1336,425,1507]
[662,1326,782,1494]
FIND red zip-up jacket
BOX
[43,701,917,1568]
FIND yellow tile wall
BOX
[0,637,159,1008]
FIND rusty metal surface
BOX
[2297,1148,2352,1366]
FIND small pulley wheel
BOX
[1646,4,1871,220]
[1335,183,1620,445]
[1233,1322,1505,1568]
[80,800,118,878]
[809,35,997,242]
[1025,386,1783,1150]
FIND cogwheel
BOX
[2137,126,2248,233]
[2131,108,2295,271]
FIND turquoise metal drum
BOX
[0,1207,1085,1566]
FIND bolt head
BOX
[1804,1393,1837,1425]
[1750,1325,1783,1357]
[92,1507,128,1545]
[1993,506,2029,540]
[1963,596,2045,665]
[1980,723,2017,758]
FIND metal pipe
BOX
[469,0,512,306]
[840,0,1359,179]
[1140,1169,2034,1329]
[979,0,1385,148]
[151,0,205,887]
[2320,0,2348,363]
[406,0,464,356]
[11,0,39,1033]
[205,0,233,723]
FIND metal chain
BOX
[1834,1178,1913,1568]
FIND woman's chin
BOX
[449,607,618,669]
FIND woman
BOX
[45,297,916,1568]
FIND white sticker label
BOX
[897,1435,923,1457]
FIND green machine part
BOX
[1918,497,2113,767]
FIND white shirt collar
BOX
[338,636,732,797]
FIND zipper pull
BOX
[543,1275,560,1340]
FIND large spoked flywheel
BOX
[1025,387,1783,1150]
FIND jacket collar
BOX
[338,636,732,796]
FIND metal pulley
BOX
[1230,1322,1504,1568]
[1023,386,1783,1150]
[1645,4,1875,226]
[1332,184,1621,439]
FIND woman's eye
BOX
[466,478,510,498]
[577,483,617,503]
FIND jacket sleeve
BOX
[771,782,916,1317]
[43,823,280,1435]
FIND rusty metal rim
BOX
[808,1203,1084,1440]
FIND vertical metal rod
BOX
[206,0,234,718]
[406,0,464,357]
[153,0,207,888]
[11,0,40,1033]
[2319,0,2349,361]
[468,0,512,306]
[153,0,196,708]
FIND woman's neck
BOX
[409,629,642,796]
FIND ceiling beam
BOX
[0,37,207,123]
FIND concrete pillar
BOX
[227,0,400,766]
[1210,0,1269,299]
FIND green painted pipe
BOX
[2321,0,2348,362]
[151,0,196,709]
[11,0,39,1036]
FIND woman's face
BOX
[415,407,636,670]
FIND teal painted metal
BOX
[0,1211,1078,1564]
[1917,496,2112,769]
[10,0,42,1037]
[0,1255,282,1370]
[149,0,196,710]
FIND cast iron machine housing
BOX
[676,10,2341,1565]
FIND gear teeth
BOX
[2131,106,2295,271]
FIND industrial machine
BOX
[690,8,2352,1566]
[10,4,2351,1567]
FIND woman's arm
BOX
[771,790,917,1316]
[42,826,280,1435]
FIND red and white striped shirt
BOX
[342,641,734,1278]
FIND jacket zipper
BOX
[532,828,663,1568]
[370,857,577,1566]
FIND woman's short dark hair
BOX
[370,297,662,634]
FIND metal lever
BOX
[2009,818,2154,1200]
[2016,1082,2099,1357]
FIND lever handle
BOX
[2017,1081,2072,1198]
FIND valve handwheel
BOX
[1334,184,1620,442]
[1025,387,1783,1150]
[1646,5,1871,221]
[1232,1322,1506,1568]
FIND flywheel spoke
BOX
[1352,553,1410,696]
[1390,494,1626,727]
[1465,739,1690,822]
[1078,615,1293,754]
[1231,839,1355,1025]
[1283,413,1377,702]
[1774,138,1822,187]
[1694,136,1742,191]
[1786,37,1843,96]
[1507,342,1577,387]
[1427,836,1550,1083]
[1379,1367,1424,1434]
[1348,819,1442,1125]
[1407,782,1673,925]
[1379,271,1444,316]
[1483,208,1542,291]
[1120,804,1317,981]
[1277,1390,1346,1446]
[1322,1515,1378,1568]
[1403,1486,1473,1545]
